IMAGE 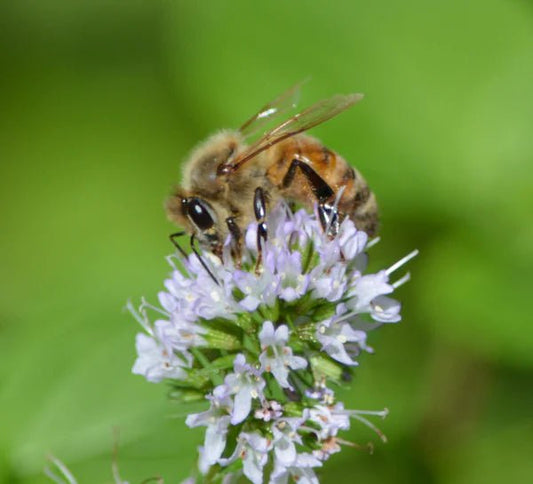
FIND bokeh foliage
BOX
[1,1,532,483]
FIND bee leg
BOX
[169,231,189,259]
[189,234,220,286]
[254,187,268,270]
[225,216,242,265]
[282,158,339,236]
[317,203,340,238]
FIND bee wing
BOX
[239,80,308,137]
[228,93,363,173]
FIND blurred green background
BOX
[1,1,532,483]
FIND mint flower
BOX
[259,321,307,389]
[316,307,368,366]
[185,385,233,467]
[271,452,322,484]
[131,203,416,483]
[224,354,266,425]
[224,432,271,484]
[233,265,280,311]
[132,332,191,383]
[271,416,306,467]
[308,403,351,441]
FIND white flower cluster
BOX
[131,204,416,483]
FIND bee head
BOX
[166,190,230,255]
[182,130,244,198]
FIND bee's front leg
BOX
[169,231,188,258]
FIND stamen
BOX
[165,255,178,270]
[335,437,374,453]
[139,297,171,317]
[392,272,411,289]
[333,310,359,325]
[365,236,381,249]
[139,476,164,484]
[350,413,388,443]
[111,428,125,484]
[350,408,389,419]
[165,254,191,277]
[125,300,153,334]
[385,249,419,276]
[44,455,78,484]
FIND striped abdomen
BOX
[265,134,378,236]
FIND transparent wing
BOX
[228,93,363,173]
[239,80,308,137]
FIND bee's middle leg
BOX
[253,187,268,269]
[282,158,339,236]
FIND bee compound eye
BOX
[180,198,189,215]
[187,198,215,231]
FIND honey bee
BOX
[166,83,378,260]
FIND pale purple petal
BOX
[132,333,189,383]
[239,432,271,484]
[232,387,253,425]
[370,295,401,323]
[274,324,289,345]
[347,271,394,313]
[204,416,230,464]
[259,320,276,348]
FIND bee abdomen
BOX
[351,191,378,236]
[338,171,379,237]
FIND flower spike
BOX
[131,203,417,482]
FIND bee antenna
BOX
[190,234,221,286]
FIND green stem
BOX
[191,347,223,386]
